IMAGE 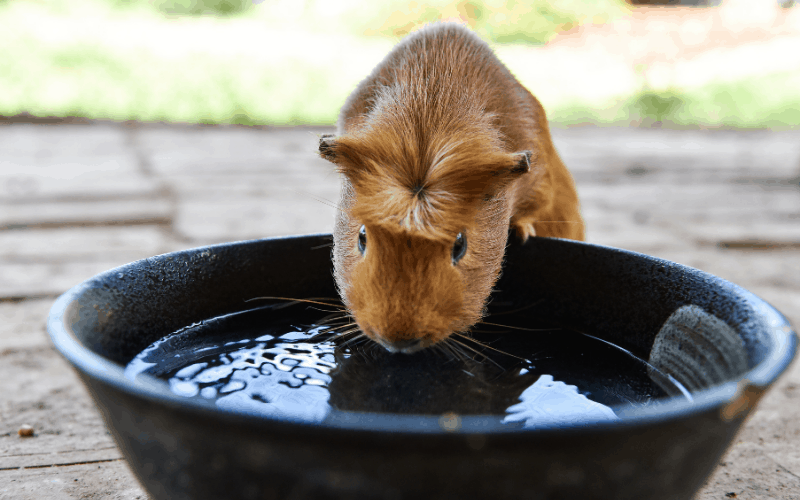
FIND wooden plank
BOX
[0,228,187,298]
[0,226,186,298]
[573,166,800,187]
[1,123,800,500]
[583,218,690,252]
[0,158,157,203]
[0,226,174,262]
[553,128,800,176]
[0,198,172,230]
[0,458,143,500]
[0,347,121,469]
[675,222,800,246]
[0,313,145,498]
[165,171,340,199]
[0,123,132,159]
[578,184,800,213]
[0,447,123,470]
[0,171,160,204]
[175,195,337,242]
[138,125,334,175]
[0,299,52,351]
[0,260,154,298]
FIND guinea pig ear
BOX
[482,150,534,194]
[508,151,533,176]
[318,134,338,162]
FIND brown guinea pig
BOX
[318,23,584,354]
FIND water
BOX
[125,305,691,427]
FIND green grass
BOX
[1,0,798,129]
[549,71,800,129]
[360,0,628,45]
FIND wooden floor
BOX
[1,121,799,499]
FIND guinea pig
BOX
[318,23,584,354]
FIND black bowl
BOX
[47,234,797,500]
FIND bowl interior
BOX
[52,234,797,430]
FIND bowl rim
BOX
[47,233,798,437]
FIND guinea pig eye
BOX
[451,232,467,264]
[357,225,367,255]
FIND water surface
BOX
[125,305,690,427]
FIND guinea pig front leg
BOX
[512,219,537,241]
[510,165,585,242]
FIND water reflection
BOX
[503,375,617,428]
[126,326,337,423]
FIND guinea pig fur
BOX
[319,23,584,354]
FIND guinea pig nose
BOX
[392,338,421,349]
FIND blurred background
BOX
[2,0,799,128]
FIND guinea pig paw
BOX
[514,222,537,241]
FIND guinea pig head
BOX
[320,133,532,354]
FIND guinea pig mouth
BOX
[373,336,432,354]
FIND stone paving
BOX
[1,121,800,499]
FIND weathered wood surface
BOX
[1,122,799,500]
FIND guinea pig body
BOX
[319,23,584,354]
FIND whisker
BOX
[348,337,370,351]
[327,323,355,330]
[447,337,503,369]
[245,296,346,309]
[448,346,482,375]
[332,334,361,346]
[308,327,345,341]
[307,322,356,341]
[281,296,345,305]
[443,340,470,364]
[306,306,347,313]
[336,331,365,347]
[310,242,334,250]
[363,342,379,360]
[316,315,353,326]
[477,321,558,332]
[331,327,360,338]
[321,322,355,332]
[437,343,460,364]
[485,299,544,317]
[317,318,352,326]
[317,314,352,324]
[309,297,343,302]
[453,332,526,361]
[292,189,342,212]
